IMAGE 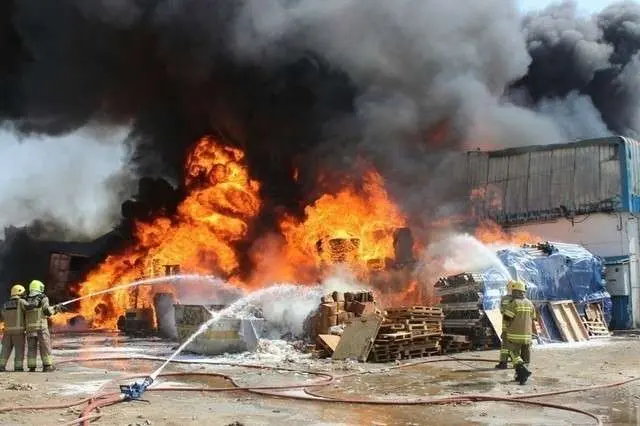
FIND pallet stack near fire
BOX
[435,273,500,351]
[369,306,444,362]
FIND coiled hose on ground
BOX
[0,355,636,426]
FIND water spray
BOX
[121,284,322,395]
[58,274,226,306]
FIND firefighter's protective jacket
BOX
[1,296,28,334]
[25,295,55,333]
[503,297,536,344]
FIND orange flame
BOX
[474,220,538,246]
[276,170,408,282]
[69,137,540,330]
[75,136,261,328]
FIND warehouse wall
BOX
[511,213,640,327]
[465,138,624,224]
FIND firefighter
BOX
[495,280,514,369]
[502,280,535,385]
[0,284,29,371]
[25,280,62,372]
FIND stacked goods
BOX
[369,306,444,362]
[327,238,360,264]
[309,291,379,340]
[440,334,472,354]
[435,273,500,351]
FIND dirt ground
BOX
[0,333,639,426]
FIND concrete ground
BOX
[0,333,638,425]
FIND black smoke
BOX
[3,0,640,282]
[511,1,640,139]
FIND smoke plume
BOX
[512,0,640,140]
[0,126,136,240]
[2,0,640,270]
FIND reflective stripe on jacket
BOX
[500,294,513,328]
[1,297,27,333]
[25,295,54,332]
[503,297,536,344]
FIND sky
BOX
[518,0,619,14]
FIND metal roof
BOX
[474,136,625,158]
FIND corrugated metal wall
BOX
[622,137,640,211]
[467,138,624,223]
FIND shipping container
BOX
[466,136,640,225]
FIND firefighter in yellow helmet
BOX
[0,284,29,371]
[502,280,536,385]
[25,280,62,372]
[495,280,514,369]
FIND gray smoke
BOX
[1,0,639,260]
[0,125,136,240]
[513,0,640,140]
[231,0,573,225]
[233,0,567,150]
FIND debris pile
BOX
[435,273,500,350]
[370,306,444,362]
[309,290,380,339]
[310,297,447,363]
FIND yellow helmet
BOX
[10,284,25,297]
[28,280,45,295]
[511,280,526,292]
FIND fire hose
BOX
[0,356,636,425]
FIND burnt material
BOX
[435,273,501,350]
[393,227,415,266]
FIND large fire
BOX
[64,135,537,329]
[74,137,261,328]
[278,170,407,279]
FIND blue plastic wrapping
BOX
[480,242,611,324]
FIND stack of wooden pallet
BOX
[435,272,500,351]
[441,334,473,354]
[369,306,444,362]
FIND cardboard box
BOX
[320,302,338,316]
[337,311,351,323]
[321,294,335,303]
[351,301,375,317]
[332,291,345,302]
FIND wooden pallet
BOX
[387,306,443,315]
[532,303,550,343]
[376,331,412,342]
[410,331,442,339]
[582,320,611,338]
[371,306,445,362]
[581,302,610,338]
[548,300,589,342]
[442,333,470,342]
[441,342,472,354]
[378,323,405,332]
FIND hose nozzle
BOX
[120,376,154,400]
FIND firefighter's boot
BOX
[43,365,56,372]
[494,361,508,369]
[515,364,531,385]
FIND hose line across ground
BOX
[0,355,635,426]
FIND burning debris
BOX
[1,0,638,334]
